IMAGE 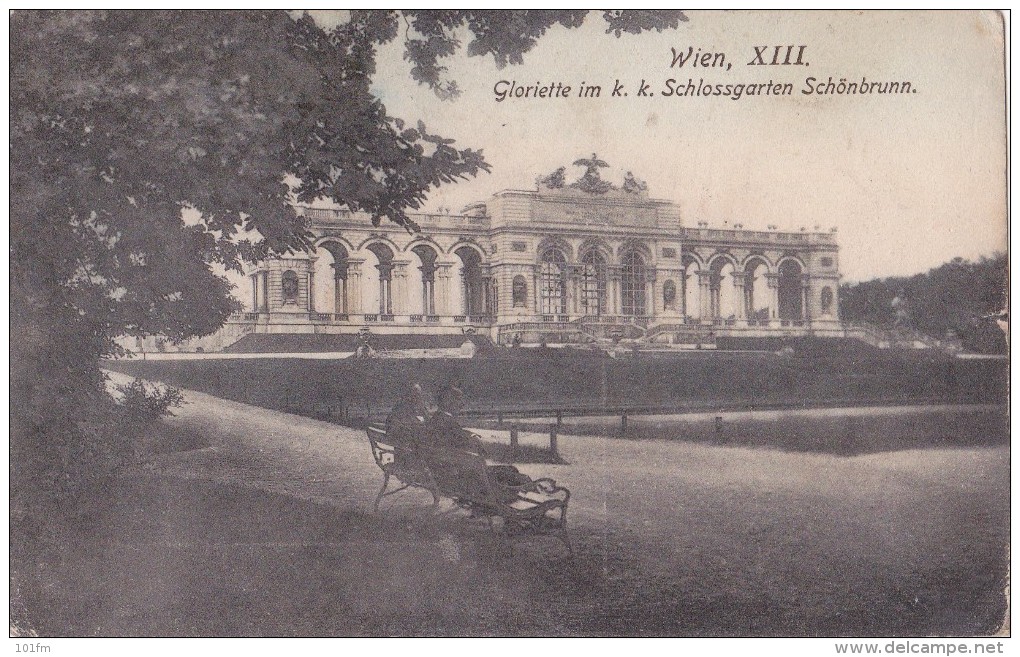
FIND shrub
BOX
[115,378,185,424]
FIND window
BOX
[580,251,607,316]
[488,278,499,315]
[512,276,528,308]
[540,249,567,315]
[820,257,834,267]
[621,251,647,316]
[281,270,299,304]
[663,280,677,309]
[820,286,834,315]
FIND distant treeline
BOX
[840,254,1007,353]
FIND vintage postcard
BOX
[9,9,1009,649]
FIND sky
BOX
[304,10,1006,283]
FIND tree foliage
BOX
[839,254,1007,353]
[10,10,686,514]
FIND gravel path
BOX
[107,371,1010,634]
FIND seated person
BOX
[423,385,531,503]
[384,383,428,466]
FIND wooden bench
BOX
[366,425,439,512]
[366,426,572,554]
[422,444,572,554]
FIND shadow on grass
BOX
[510,407,1009,457]
[12,470,1007,637]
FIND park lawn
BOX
[485,405,1009,456]
[102,351,1007,423]
[13,386,1010,637]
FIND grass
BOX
[478,439,568,465]
[478,406,1009,456]
[104,350,1007,425]
[12,404,1010,637]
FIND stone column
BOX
[679,270,687,317]
[697,270,713,320]
[392,261,410,316]
[645,270,657,318]
[732,269,746,320]
[532,266,541,315]
[608,270,622,316]
[570,269,581,316]
[347,259,364,315]
[436,262,454,316]
[260,271,269,312]
[307,270,315,312]
[332,263,348,314]
[251,274,258,312]
[419,265,435,316]
[765,273,780,322]
[801,274,812,321]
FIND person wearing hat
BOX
[423,384,531,501]
[423,384,485,451]
[385,382,429,466]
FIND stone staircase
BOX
[843,322,954,352]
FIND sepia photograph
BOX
[8,8,1010,647]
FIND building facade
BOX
[229,162,843,348]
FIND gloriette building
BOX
[225,157,843,349]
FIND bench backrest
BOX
[367,424,425,468]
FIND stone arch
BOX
[537,236,574,262]
[707,251,739,271]
[410,244,440,316]
[313,235,356,254]
[454,245,485,316]
[681,250,705,269]
[445,238,486,260]
[681,253,702,319]
[577,237,612,264]
[402,235,443,254]
[776,254,807,271]
[616,239,653,262]
[355,234,403,255]
[741,253,773,271]
[742,255,772,321]
[362,242,396,315]
[312,240,351,314]
[708,254,738,319]
[778,259,804,320]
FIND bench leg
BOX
[558,507,574,557]
[559,528,574,557]
[373,472,390,513]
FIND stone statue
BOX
[570,153,614,194]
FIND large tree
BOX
[839,254,1007,353]
[10,10,686,508]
